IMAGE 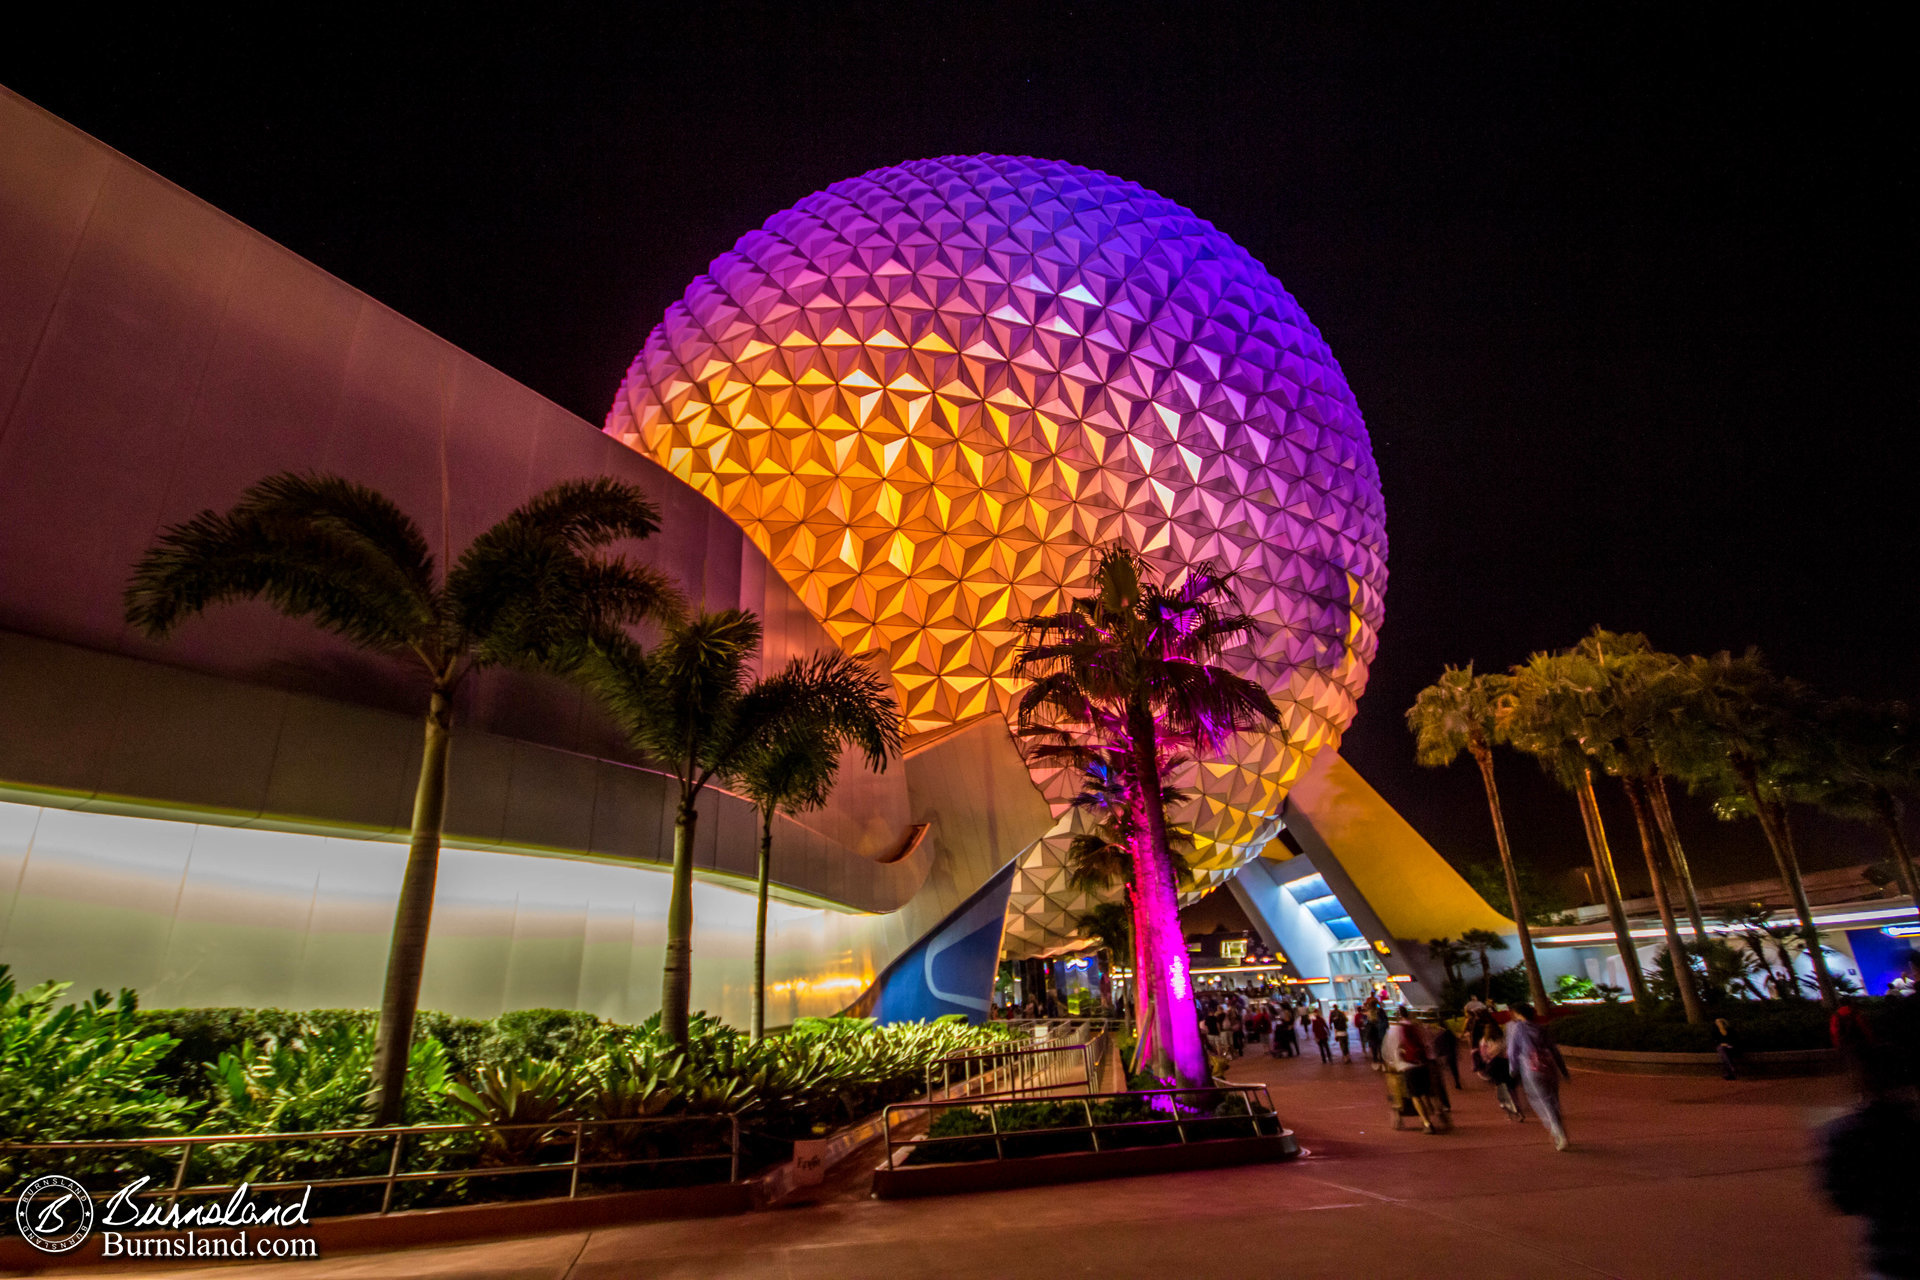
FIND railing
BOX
[881,1083,1280,1170]
[0,1114,740,1217]
[925,1041,1097,1100]
[995,1017,1127,1044]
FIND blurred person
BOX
[1430,1018,1462,1089]
[1506,1001,1571,1150]
[1481,1022,1523,1120]
[1821,1057,1920,1279]
[1228,1004,1245,1057]
[1381,1007,1442,1133]
[1330,1004,1351,1059]
[1714,1016,1740,1081]
[1311,1010,1332,1063]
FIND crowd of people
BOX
[1194,988,1573,1149]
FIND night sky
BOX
[7,5,1914,899]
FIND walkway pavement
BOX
[24,1047,1862,1279]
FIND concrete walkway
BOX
[23,1047,1863,1279]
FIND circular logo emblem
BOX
[13,1175,94,1254]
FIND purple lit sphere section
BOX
[608,155,1387,903]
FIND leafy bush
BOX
[4,980,1019,1199]
[1550,1002,1836,1053]
[0,969,199,1186]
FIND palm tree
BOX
[1570,630,1706,1024]
[1809,698,1920,911]
[1671,651,1838,1009]
[1407,665,1551,1011]
[1458,927,1509,998]
[1050,741,1194,1061]
[1425,936,1467,989]
[1500,651,1653,1011]
[125,472,677,1122]
[732,652,901,1042]
[1014,546,1280,1087]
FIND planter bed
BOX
[872,1130,1297,1199]
[1559,1044,1840,1077]
[869,1085,1297,1199]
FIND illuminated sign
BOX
[1221,940,1249,960]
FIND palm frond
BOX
[125,472,436,654]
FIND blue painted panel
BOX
[866,860,1016,1024]
[1325,916,1362,940]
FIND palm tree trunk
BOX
[1729,756,1836,1009]
[1127,885,1155,1067]
[1573,768,1653,1011]
[661,790,698,1047]
[370,687,452,1126]
[1127,704,1207,1088]
[1872,788,1920,911]
[1623,776,1706,1023]
[751,806,773,1044]
[1470,741,1551,1011]
[1648,772,1708,939]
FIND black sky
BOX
[6,4,1915,898]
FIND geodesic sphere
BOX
[607,156,1387,943]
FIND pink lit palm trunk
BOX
[1127,885,1158,1069]
[1127,707,1208,1088]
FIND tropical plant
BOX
[1013,546,1281,1087]
[1462,859,1575,927]
[1407,664,1551,1010]
[0,970,197,1149]
[1668,651,1839,1008]
[1806,698,1920,908]
[580,609,761,1048]
[1425,936,1467,986]
[445,1059,582,1165]
[124,473,677,1120]
[1566,630,1705,1024]
[1553,973,1599,1001]
[1500,650,1652,1010]
[203,1022,452,1135]
[730,651,903,1042]
[1457,927,1509,998]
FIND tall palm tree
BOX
[1501,651,1653,1011]
[1425,936,1467,989]
[1571,630,1706,1024]
[1014,546,1280,1087]
[584,611,763,1046]
[1035,736,1187,1056]
[1671,651,1838,1009]
[733,652,901,1042]
[1809,698,1920,910]
[125,472,677,1121]
[1406,664,1551,1011]
[1458,927,1509,998]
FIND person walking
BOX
[1381,1007,1443,1133]
[1228,1004,1245,1058]
[1481,1021,1523,1120]
[1330,1005,1351,1059]
[1430,1019,1461,1090]
[1505,1001,1571,1150]
[1311,1011,1332,1063]
[1714,1017,1740,1081]
[1366,1003,1389,1068]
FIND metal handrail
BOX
[0,1113,741,1215]
[881,1083,1280,1172]
[924,1041,1097,1101]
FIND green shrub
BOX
[1550,1001,1839,1053]
[0,968,200,1191]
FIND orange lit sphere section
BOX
[608,156,1387,892]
